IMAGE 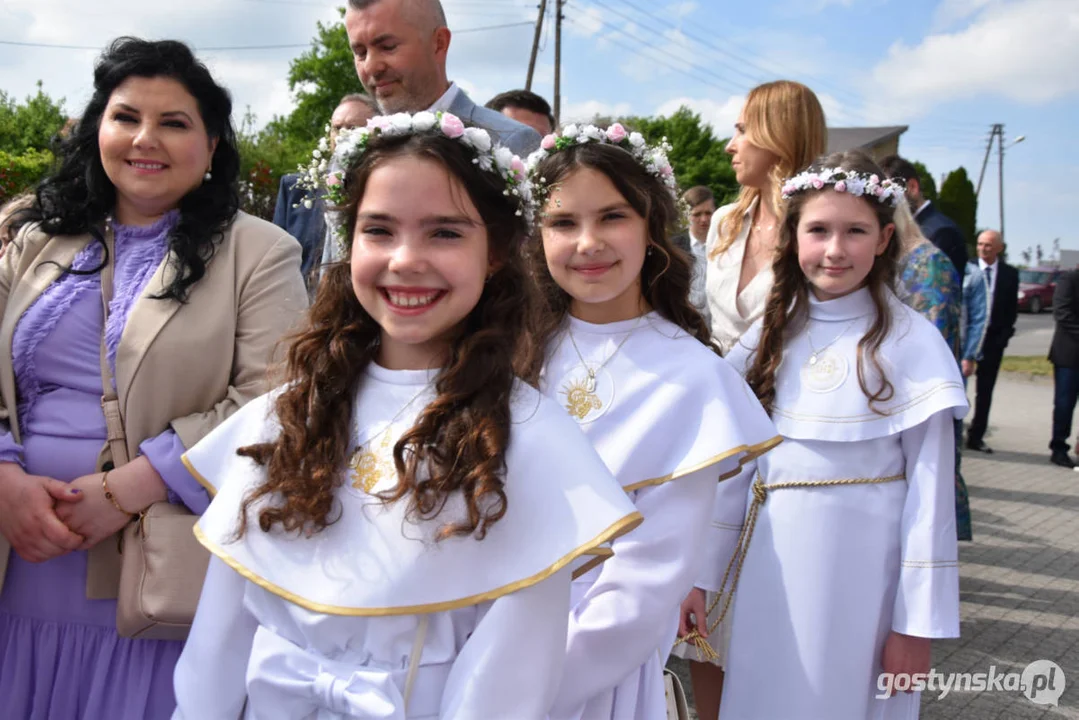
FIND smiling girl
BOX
[171,114,640,719]
[684,151,967,719]
[522,125,779,720]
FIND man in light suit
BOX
[966,230,1019,453]
[344,0,541,158]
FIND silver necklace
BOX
[805,320,857,366]
[567,315,645,392]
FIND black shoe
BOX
[967,439,994,454]
[1051,452,1076,469]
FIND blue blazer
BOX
[915,202,968,281]
[272,173,324,278]
[447,90,542,157]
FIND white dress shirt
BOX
[427,82,461,113]
[979,257,998,322]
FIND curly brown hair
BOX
[745,150,900,414]
[237,131,532,541]
[519,142,717,382]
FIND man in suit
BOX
[272,93,378,287]
[486,89,555,137]
[882,155,968,283]
[967,229,1019,453]
[1048,267,1079,467]
[670,186,715,322]
[344,0,541,158]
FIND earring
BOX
[646,245,654,256]
[203,170,212,182]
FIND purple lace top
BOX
[0,211,209,512]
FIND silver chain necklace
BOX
[805,320,857,366]
[567,315,645,392]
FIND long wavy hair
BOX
[709,80,826,259]
[21,37,240,302]
[237,131,531,541]
[520,142,716,382]
[745,151,901,414]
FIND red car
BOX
[1017,267,1062,313]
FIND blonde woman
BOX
[704,80,827,355]
[673,79,826,720]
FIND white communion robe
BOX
[172,364,642,720]
[540,313,781,720]
[700,287,968,720]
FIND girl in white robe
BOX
[172,114,641,720]
[682,151,966,719]
[523,125,781,720]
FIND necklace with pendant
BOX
[348,384,431,494]
[805,319,857,367]
[562,315,644,419]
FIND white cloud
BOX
[666,2,699,20]
[654,95,743,135]
[931,0,999,29]
[868,0,1079,118]
[560,99,633,124]
[568,6,603,37]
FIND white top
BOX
[704,199,774,355]
[541,312,780,719]
[727,287,969,441]
[174,366,641,719]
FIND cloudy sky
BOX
[0,0,1075,261]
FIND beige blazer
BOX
[0,211,308,596]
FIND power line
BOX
[564,7,743,96]
[0,22,534,52]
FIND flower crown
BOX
[525,122,678,214]
[295,111,535,227]
[781,168,904,207]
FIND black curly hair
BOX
[23,36,241,302]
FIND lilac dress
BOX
[0,212,211,719]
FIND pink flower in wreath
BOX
[661,165,674,177]
[605,123,627,143]
[511,157,526,176]
[834,180,846,192]
[541,134,557,151]
[440,113,465,138]
[326,171,343,187]
[811,178,825,189]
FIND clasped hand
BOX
[0,463,143,562]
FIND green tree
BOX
[268,9,367,147]
[912,160,937,203]
[0,81,67,154]
[937,167,978,259]
[616,107,738,206]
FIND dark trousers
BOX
[968,341,1005,444]
[1051,366,1079,454]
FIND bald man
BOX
[967,230,1019,453]
[345,0,540,157]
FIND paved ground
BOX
[1008,312,1054,357]
[668,371,1079,718]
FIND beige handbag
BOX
[663,668,690,720]
[98,225,209,641]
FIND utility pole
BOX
[553,0,563,127]
[975,123,1000,198]
[998,123,1005,242]
[525,0,548,91]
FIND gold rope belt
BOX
[675,472,906,661]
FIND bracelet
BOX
[102,471,136,517]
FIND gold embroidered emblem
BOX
[561,377,603,420]
[349,434,395,493]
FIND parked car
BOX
[1017,267,1062,313]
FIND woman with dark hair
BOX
[523,125,779,720]
[0,38,306,718]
